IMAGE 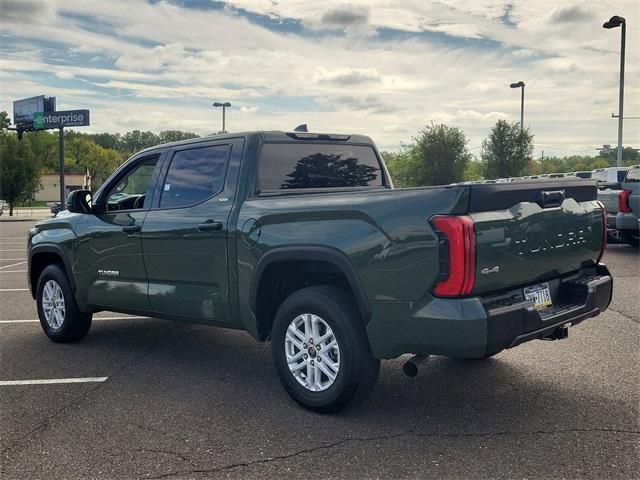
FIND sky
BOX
[0,0,638,157]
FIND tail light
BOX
[619,189,632,213]
[430,215,476,296]
[596,201,606,263]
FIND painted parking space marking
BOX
[0,288,29,292]
[0,258,27,261]
[0,377,108,386]
[0,316,149,324]
[0,261,27,270]
[0,270,27,274]
[0,249,26,252]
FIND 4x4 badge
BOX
[481,266,500,275]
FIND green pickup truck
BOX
[28,131,612,412]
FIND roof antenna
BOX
[294,124,308,132]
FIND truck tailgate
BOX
[466,181,604,296]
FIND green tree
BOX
[159,130,199,143]
[120,130,160,157]
[383,148,417,187]
[463,160,483,181]
[0,134,39,215]
[87,145,122,190]
[0,111,10,131]
[481,120,534,179]
[28,131,59,171]
[89,132,122,151]
[412,123,471,186]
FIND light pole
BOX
[603,15,626,167]
[212,102,231,134]
[509,81,525,135]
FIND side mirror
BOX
[66,189,93,214]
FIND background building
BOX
[34,173,89,202]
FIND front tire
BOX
[271,286,379,413]
[36,264,92,342]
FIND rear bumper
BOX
[366,265,612,359]
[615,212,639,231]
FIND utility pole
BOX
[603,15,626,167]
[510,81,525,135]
[212,102,231,134]
[59,127,65,206]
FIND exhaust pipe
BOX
[403,354,429,377]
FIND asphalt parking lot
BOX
[0,220,638,479]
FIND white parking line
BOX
[0,377,108,386]
[0,261,27,270]
[0,242,27,245]
[0,316,148,324]
[0,270,27,274]
[0,258,27,261]
[0,238,27,241]
[0,249,26,252]
[0,288,29,292]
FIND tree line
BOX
[383,119,638,187]
[1,109,638,215]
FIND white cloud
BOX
[0,0,638,156]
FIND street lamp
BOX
[212,102,231,133]
[603,15,626,167]
[509,81,525,135]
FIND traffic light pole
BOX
[59,127,65,206]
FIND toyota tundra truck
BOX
[27,131,612,412]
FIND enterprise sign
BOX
[33,110,90,129]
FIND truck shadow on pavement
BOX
[4,317,637,479]
[76,319,637,433]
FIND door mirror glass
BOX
[66,189,93,214]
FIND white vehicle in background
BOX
[592,167,629,185]
[0,199,7,216]
[597,165,640,246]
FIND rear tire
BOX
[271,286,379,413]
[36,264,92,342]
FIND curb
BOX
[0,218,41,223]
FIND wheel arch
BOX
[29,245,75,299]
[249,246,371,340]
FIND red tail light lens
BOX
[619,189,632,213]
[431,215,476,297]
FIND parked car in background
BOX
[48,202,62,216]
[0,200,5,216]
[574,171,592,179]
[592,167,629,185]
[597,165,640,246]
[567,171,592,179]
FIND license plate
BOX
[523,283,552,310]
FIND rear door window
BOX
[259,143,383,191]
[160,145,230,209]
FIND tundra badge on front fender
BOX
[98,269,119,277]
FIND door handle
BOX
[122,224,141,234]
[198,219,223,232]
